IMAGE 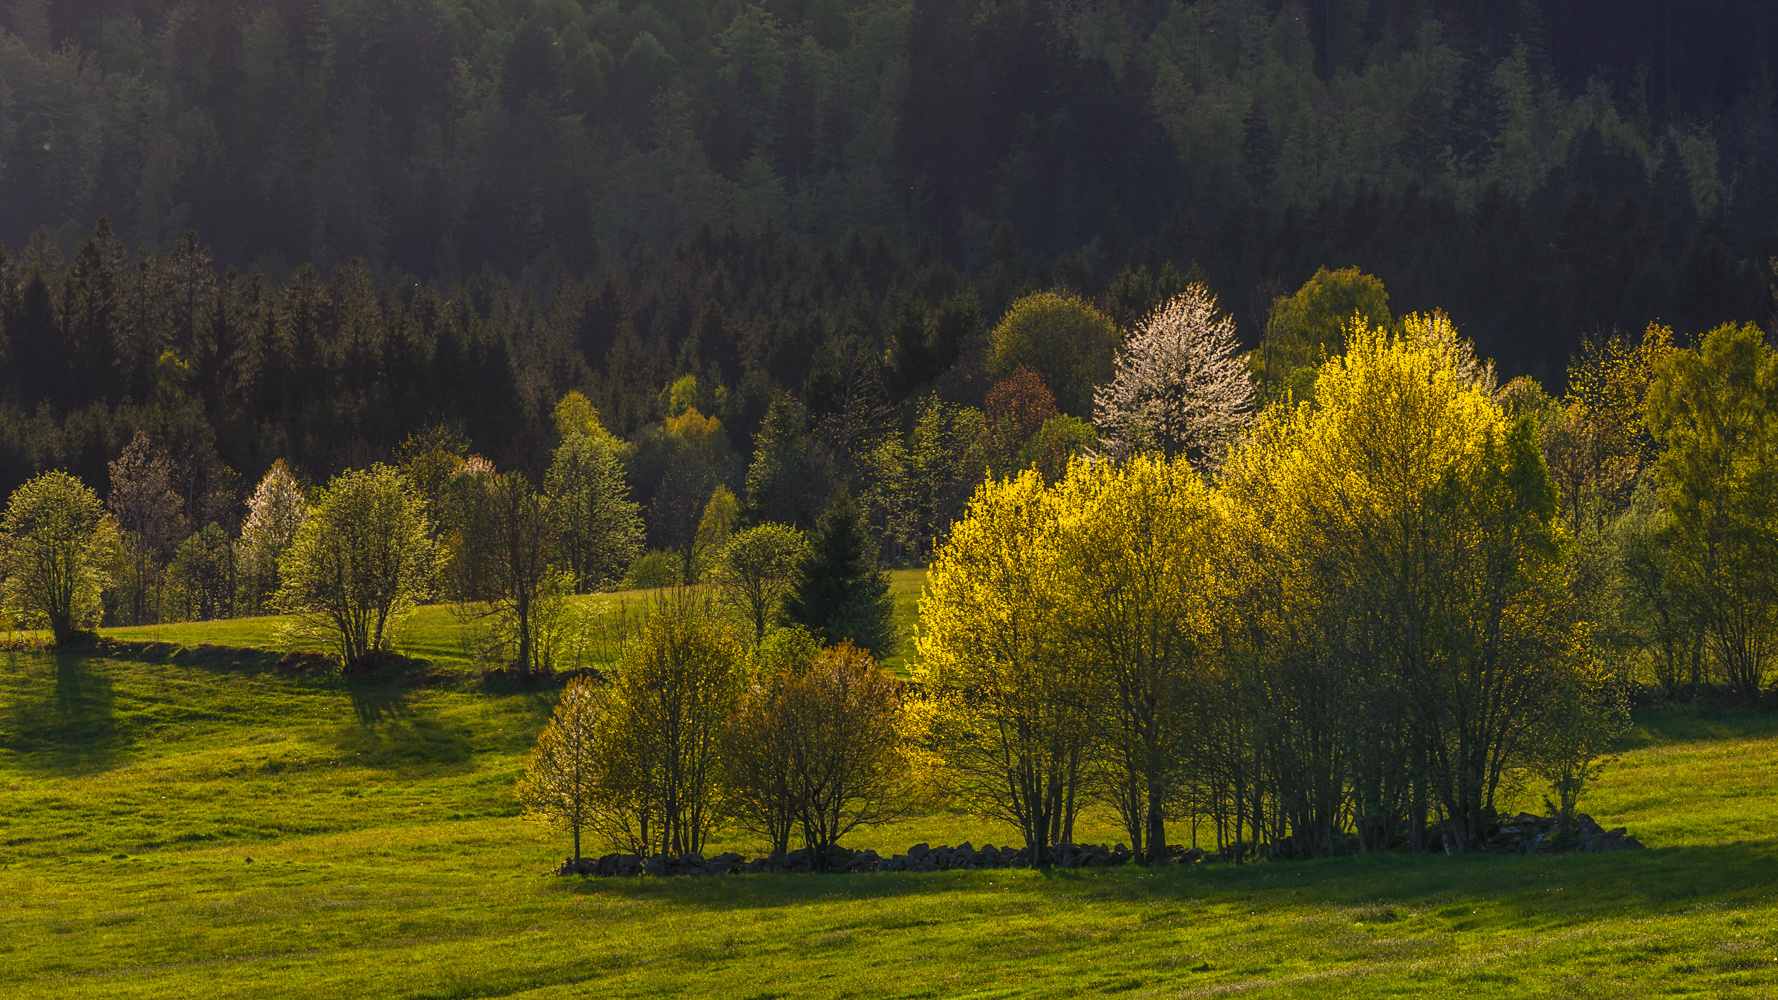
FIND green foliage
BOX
[713,523,806,644]
[517,676,607,861]
[274,465,436,671]
[988,292,1119,418]
[545,431,644,593]
[1,470,113,642]
[1254,266,1392,402]
[552,392,613,441]
[690,484,740,582]
[621,550,684,591]
[163,523,235,623]
[1644,322,1778,702]
[601,591,745,859]
[783,492,893,657]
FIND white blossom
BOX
[1094,284,1255,471]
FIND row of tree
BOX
[520,607,911,865]
[515,307,1777,865]
[0,385,902,672]
[918,317,1777,862]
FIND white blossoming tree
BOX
[1094,284,1255,470]
[236,460,308,614]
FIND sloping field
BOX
[1,639,1775,997]
[81,568,929,676]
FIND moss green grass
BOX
[85,568,929,675]
[3,592,1777,996]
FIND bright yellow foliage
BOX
[552,390,613,440]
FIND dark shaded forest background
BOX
[2,0,1776,511]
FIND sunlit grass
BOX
[88,568,930,674]
[3,634,1777,997]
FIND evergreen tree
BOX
[782,490,893,657]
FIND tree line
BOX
[510,276,1776,866]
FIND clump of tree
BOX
[920,318,1624,863]
[724,636,912,866]
[593,590,746,860]
[275,466,435,672]
[1643,322,1778,703]
[518,675,608,863]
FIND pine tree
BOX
[782,491,893,657]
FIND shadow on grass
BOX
[1618,704,1778,750]
[550,837,1778,929]
[333,682,474,773]
[0,650,127,774]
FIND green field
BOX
[3,579,1778,997]
[77,568,930,677]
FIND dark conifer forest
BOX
[0,0,1774,508]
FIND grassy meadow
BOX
[81,568,931,677]
[2,572,1777,997]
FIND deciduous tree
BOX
[2,471,114,643]
[275,466,435,671]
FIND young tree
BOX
[2,471,114,643]
[518,675,607,862]
[723,627,823,857]
[395,424,471,539]
[714,523,806,644]
[1644,322,1778,702]
[723,635,910,867]
[545,430,644,592]
[1094,284,1255,471]
[743,390,825,530]
[107,432,187,625]
[236,459,307,615]
[164,522,235,622]
[275,465,435,671]
[642,408,732,584]
[601,590,744,860]
[781,641,910,867]
[918,469,1092,864]
[690,483,739,582]
[449,471,563,675]
[783,491,893,657]
[1525,653,1630,843]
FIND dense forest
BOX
[0,0,1776,622]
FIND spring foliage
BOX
[921,320,1614,859]
[1,471,114,642]
[1095,285,1255,469]
[275,466,436,671]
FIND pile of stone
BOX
[555,840,1212,877]
[1477,812,1644,855]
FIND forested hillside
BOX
[1,0,1777,632]
[5,0,1776,361]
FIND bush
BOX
[620,549,683,590]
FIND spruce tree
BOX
[782,491,892,657]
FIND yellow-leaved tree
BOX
[917,468,1091,864]
[1053,454,1232,863]
[1224,313,1579,853]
